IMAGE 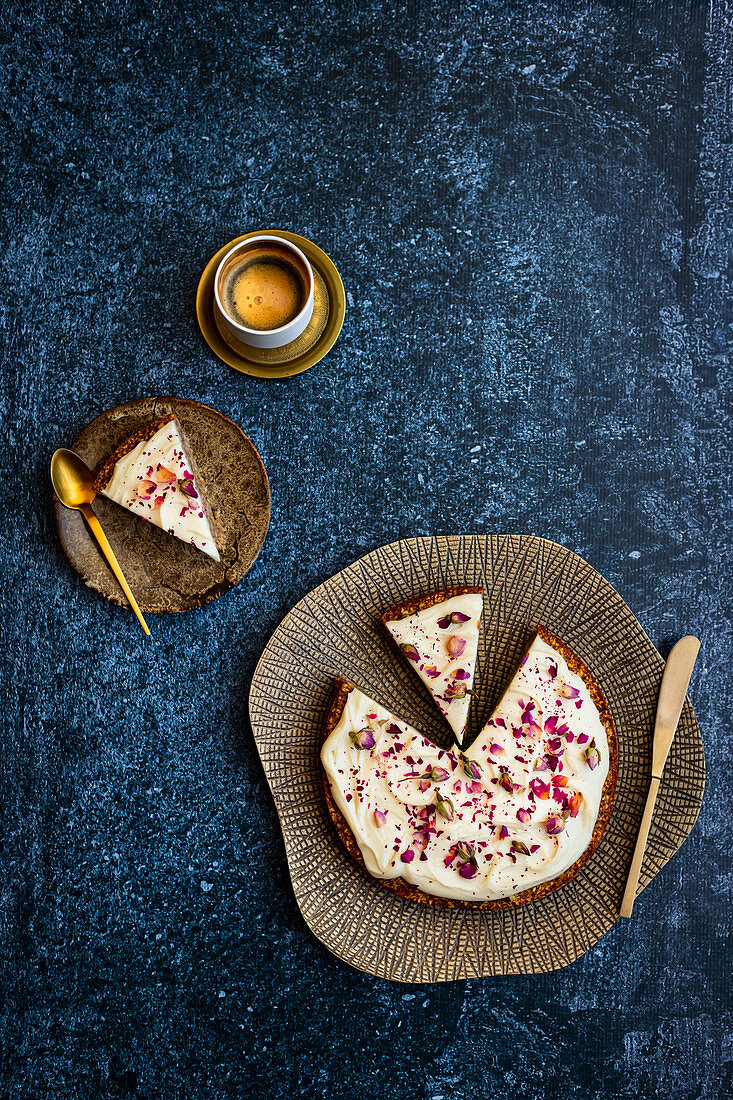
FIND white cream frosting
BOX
[385,592,483,742]
[100,419,220,561]
[321,633,610,902]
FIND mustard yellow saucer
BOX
[196,231,346,379]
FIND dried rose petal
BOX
[516,807,532,824]
[420,766,450,783]
[533,755,551,772]
[455,841,475,863]
[451,667,471,681]
[444,683,467,700]
[585,745,601,770]
[417,779,431,793]
[156,465,177,484]
[374,809,387,827]
[437,611,471,628]
[458,862,477,879]
[511,840,530,855]
[349,727,375,750]
[497,769,514,794]
[177,477,198,499]
[136,479,157,499]
[463,759,482,780]
[559,682,581,700]
[568,791,584,817]
[400,849,415,863]
[577,733,590,744]
[489,743,505,756]
[435,793,455,820]
[424,665,440,678]
[446,636,466,657]
[530,778,551,799]
[551,775,569,788]
[498,825,509,839]
[545,814,565,836]
[399,643,420,662]
[547,660,558,679]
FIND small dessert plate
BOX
[197,231,346,379]
[54,398,271,614]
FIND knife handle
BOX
[619,776,660,918]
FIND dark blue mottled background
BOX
[2,2,731,1097]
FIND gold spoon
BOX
[51,448,150,636]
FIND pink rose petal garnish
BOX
[156,465,177,483]
[458,862,477,878]
[349,727,376,750]
[435,793,455,821]
[446,636,466,657]
[585,744,601,770]
[177,477,198,499]
[559,683,580,700]
[545,814,565,836]
[489,743,505,756]
[400,849,415,863]
[568,791,584,817]
[424,665,440,678]
[463,759,482,780]
[451,668,470,680]
[497,769,514,793]
[374,809,387,827]
[399,643,420,662]
[516,807,531,824]
[530,778,551,800]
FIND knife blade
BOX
[619,634,700,919]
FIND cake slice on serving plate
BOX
[380,587,483,744]
[320,626,616,908]
[92,414,221,561]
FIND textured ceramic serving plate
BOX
[249,535,705,982]
[55,397,271,613]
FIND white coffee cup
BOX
[214,235,315,350]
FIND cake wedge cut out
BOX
[320,627,616,908]
[92,415,221,561]
[380,587,482,743]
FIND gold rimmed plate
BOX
[249,534,705,982]
[196,231,346,379]
[54,397,271,614]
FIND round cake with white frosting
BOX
[320,625,616,907]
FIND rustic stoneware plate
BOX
[249,534,705,982]
[55,397,271,614]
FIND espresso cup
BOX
[214,235,315,349]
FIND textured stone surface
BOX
[1,1,731,1098]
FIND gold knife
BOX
[619,634,700,918]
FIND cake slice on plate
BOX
[380,587,483,743]
[92,414,221,561]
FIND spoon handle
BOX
[80,504,150,636]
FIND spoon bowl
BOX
[51,448,97,509]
